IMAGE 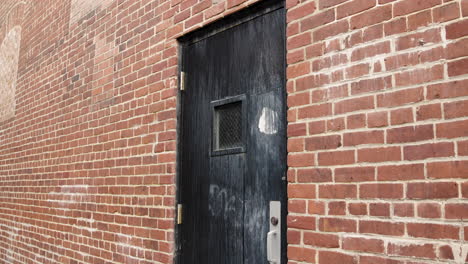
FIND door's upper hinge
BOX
[180,71,186,91]
[177,203,183,224]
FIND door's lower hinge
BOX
[180,71,186,91]
[177,203,183,224]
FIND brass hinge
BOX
[177,203,183,224]
[180,71,186,91]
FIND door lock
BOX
[270,216,279,226]
[267,201,281,264]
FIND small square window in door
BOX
[211,94,246,156]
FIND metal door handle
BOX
[267,230,277,262]
[267,201,281,264]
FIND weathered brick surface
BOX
[286,0,468,263]
[0,0,467,263]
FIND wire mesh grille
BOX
[214,102,242,150]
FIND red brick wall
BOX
[0,0,466,263]
[286,0,468,263]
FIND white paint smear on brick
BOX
[0,26,21,122]
[69,0,114,25]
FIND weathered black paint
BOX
[176,1,286,263]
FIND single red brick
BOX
[436,119,468,139]
[407,182,459,199]
[226,0,247,8]
[350,5,392,29]
[343,130,384,146]
[447,38,468,59]
[305,135,341,151]
[289,200,307,213]
[287,21,300,37]
[388,242,436,258]
[448,58,468,77]
[360,220,405,236]
[288,246,316,262]
[439,245,455,260]
[417,203,441,218]
[347,113,366,129]
[384,17,407,36]
[445,203,468,219]
[446,19,468,39]
[358,147,401,163]
[408,10,432,30]
[319,251,357,264]
[433,2,460,22]
[288,184,316,198]
[288,215,316,230]
[287,49,304,64]
[288,153,315,167]
[367,111,388,128]
[360,183,404,199]
[378,164,424,181]
[419,46,445,63]
[318,150,355,166]
[459,140,468,156]
[385,52,419,71]
[326,117,345,132]
[416,103,442,121]
[308,120,326,135]
[407,223,459,239]
[349,203,368,215]
[394,0,442,16]
[319,184,357,199]
[288,123,307,137]
[350,76,392,95]
[335,96,374,114]
[301,9,335,31]
[297,168,333,183]
[328,201,346,215]
[319,218,357,232]
[360,256,403,264]
[369,203,390,217]
[345,63,370,79]
[463,0,468,16]
[296,74,330,91]
[427,79,468,99]
[287,32,312,50]
[343,237,385,253]
[394,203,414,217]
[337,0,376,19]
[306,42,324,59]
[287,230,301,244]
[309,201,326,215]
[304,232,340,248]
[363,24,384,43]
[318,0,349,9]
[427,160,468,179]
[404,142,454,161]
[288,92,310,107]
[335,167,375,182]
[298,103,332,119]
[287,1,317,22]
[314,20,349,41]
[387,125,434,144]
[287,61,310,78]
[288,138,304,152]
[377,87,423,107]
[396,28,442,51]
[390,107,413,125]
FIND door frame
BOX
[174,1,287,262]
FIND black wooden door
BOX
[177,2,286,263]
